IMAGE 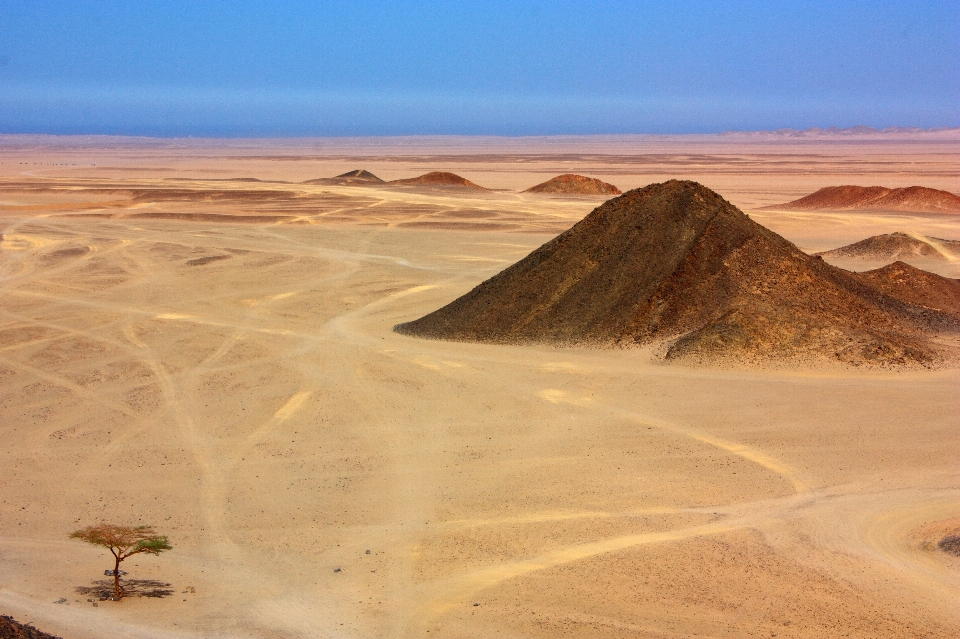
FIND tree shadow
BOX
[75,579,174,599]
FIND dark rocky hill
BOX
[396,180,960,367]
[853,262,960,322]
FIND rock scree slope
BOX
[766,185,960,212]
[816,232,960,262]
[0,615,62,639]
[854,261,960,322]
[525,174,622,195]
[395,180,960,367]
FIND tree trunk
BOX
[113,555,122,600]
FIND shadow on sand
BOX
[75,579,174,599]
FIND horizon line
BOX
[3,125,959,143]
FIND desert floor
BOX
[1,133,958,638]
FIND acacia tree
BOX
[69,524,172,600]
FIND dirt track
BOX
[1,134,958,638]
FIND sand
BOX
[0,132,958,638]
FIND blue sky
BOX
[1,1,958,136]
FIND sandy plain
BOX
[0,131,958,638]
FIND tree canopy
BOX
[70,524,172,599]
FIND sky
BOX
[0,1,958,136]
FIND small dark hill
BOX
[396,180,960,367]
[390,172,486,189]
[525,174,622,195]
[336,169,383,181]
[854,261,960,322]
[302,169,385,186]
[766,185,960,213]
[816,232,960,262]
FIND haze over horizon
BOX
[1,1,958,137]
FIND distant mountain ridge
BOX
[766,185,960,213]
[722,126,960,138]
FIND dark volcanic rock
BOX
[525,174,621,195]
[395,180,960,367]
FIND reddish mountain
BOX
[390,172,486,189]
[396,180,960,367]
[766,185,960,213]
[525,174,622,195]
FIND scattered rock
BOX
[938,535,960,557]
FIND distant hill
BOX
[389,172,486,189]
[336,169,383,181]
[816,232,960,262]
[525,174,621,195]
[302,169,385,186]
[766,186,960,213]
[396,180,960,368]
